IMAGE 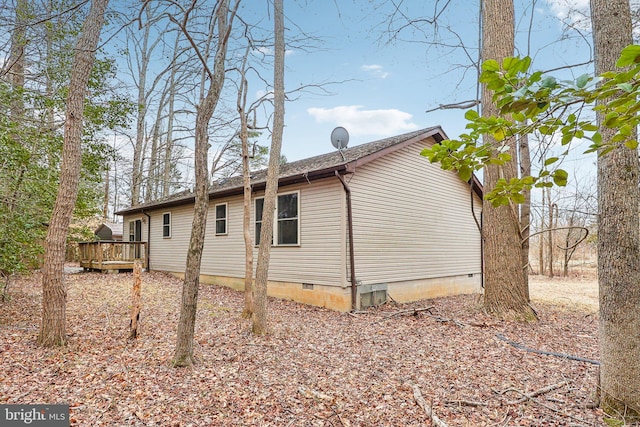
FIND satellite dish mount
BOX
[330,126,349,160]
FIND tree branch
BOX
[523,226,589,251]
[413,384,449,427]
[496,333,600,365]
[426,99,480,113]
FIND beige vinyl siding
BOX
[123,215,148,243]
[141,178,346,287]
[348,137,482,285]
[200,194,245,277]
[147,204,194,272]
[258,179,345,286]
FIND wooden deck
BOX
[78,241,147,272]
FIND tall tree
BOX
[236,45,254,318]
[162,32,183,199]
[252,0,285,335]
[0,1,34,291]
[416,0,640,415]
[384,1,538,315]
[129,5,155,206]
[546,189,556,278]
[1,0,128,291]
[172,0,238,367]
[7,0,27,122]
[38,0,110,347]
[591,0,640,418]
[518,133,531,297]
[3,0,28,230]
[480,0,536,320]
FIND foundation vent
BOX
[358,283,388,309]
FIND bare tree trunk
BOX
[480,0,535,320]
[518,133,531,292]
[111,136,119,218]
[591,0,640,418]
[131,54,147,206]
[563,216,574,277]
[538,192,545,276]
[8,0,26,120]
[146,100,164,203]
[547,192,555,278]
[103,165,110,218]
[237,46,254,318]
[162,34,181,198]
[5,0,28,215]
[38,0,109,347]
[252,0,285,335]
[131,2,164,206]
[130,6,157,206]
[241,132,254,317]
[172,0,237,367]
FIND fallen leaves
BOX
[0,268,608,426]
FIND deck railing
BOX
[78,241,147,270]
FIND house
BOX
[94,222,123,241]
[115,126,483,311]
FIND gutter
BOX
[142,210,151,269]
[335,171,358,311]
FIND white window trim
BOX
[254,197,266,246]
[254,190,300,247]
[162,212,171,239]
[214,202,228,236]
[128,220,136,242]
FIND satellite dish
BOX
[330,126,349,150]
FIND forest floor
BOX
[0,267,617,426]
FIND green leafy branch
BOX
[422,44,640,206]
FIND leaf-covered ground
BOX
[0,269,610,426]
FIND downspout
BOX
[469,180,484,288]
[142,210,151,269]
[335,170,357,311]
[480,211,484,288]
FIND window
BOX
[162,213,171,238]
[277,192,298,245]
[215,203,227,235]
[255,198,264,244]
[129,219,141,242]
[254,191,299,246]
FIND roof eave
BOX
[114,164,348,216]
[469,175,484,199]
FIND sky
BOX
[258,0,595,163]
[104,0,603,205]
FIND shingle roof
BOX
[115,126,458,215]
